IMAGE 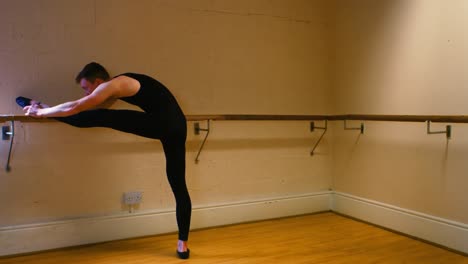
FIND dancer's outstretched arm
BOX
[24,80,120,118]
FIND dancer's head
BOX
[75,62,110,95]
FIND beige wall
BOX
[1,0,466,231]
[332,0,468,223]
[0,1,332,226]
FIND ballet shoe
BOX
[16,96,32,108]
[177,248,190,259]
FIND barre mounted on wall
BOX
[344,120,364,134]
[310,120,327,156]
[190,115,458,163]
[2,120,15,172]
[0,114,462,166]
[2,114,467,123]
[194,120,211,164]
[427,121,451,139]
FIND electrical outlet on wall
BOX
[2,125,11,140]
[123,191,143,205]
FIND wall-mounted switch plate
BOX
[123,191,143,205]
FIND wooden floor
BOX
[0,212,466,264]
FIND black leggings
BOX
[56,109,192,241]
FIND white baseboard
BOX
[0,192,332,257]
[332,192,468,254]
[2,191,466,257]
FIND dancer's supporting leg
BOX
[161,126,191,258]
[58,109,192,258]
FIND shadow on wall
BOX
[187,137,321,152]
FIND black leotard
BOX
[56,73,192,241]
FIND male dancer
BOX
[17,62,191,259]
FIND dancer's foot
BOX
[16,97,44,110]
[16,96,33,108]
[176,240,190,259]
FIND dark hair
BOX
[75,62,110,83]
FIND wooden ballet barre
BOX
[0,115,55,123]
[0,114,461,167]
[0,115,328,123]
[186,115,330,121]
[334,115,468,123]
[2,114,468,123]
[189,114,468,122]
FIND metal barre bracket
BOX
[344,120,364,134]
[310,120,327,156]
[2,120,15,172]
[427,121,451,139]
[194,120,211,164]
[2,125,12,140]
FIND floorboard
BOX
[0,212,466,263]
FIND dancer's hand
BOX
[24,104,43,118]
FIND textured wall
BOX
[332,0,468,223]
[0,0,332,226]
